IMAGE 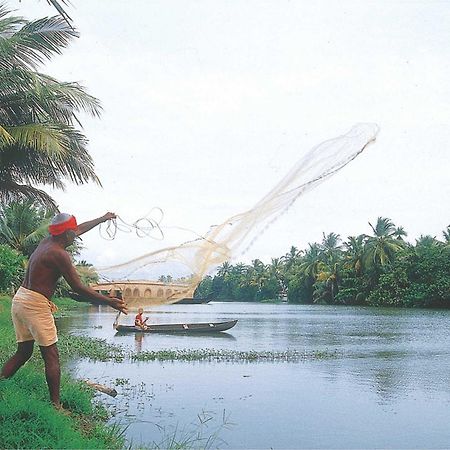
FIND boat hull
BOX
[174,297,212,304]
[115,319,237,334]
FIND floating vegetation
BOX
[131,348,337,363]
[58,332,336,364]
[58,335,125,363]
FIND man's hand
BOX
[108,297,128,314]
[77,212,118,236]
[101,212,117,222]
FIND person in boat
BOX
[135,308,149,330]
[0,212,128,410]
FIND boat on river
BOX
[174,297,212,304]
[115,319,238,334]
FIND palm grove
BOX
[0,5,99,292]
[1,6,449,308]
[196,219,450,308]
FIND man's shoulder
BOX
[35,240,70,260]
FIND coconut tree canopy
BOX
[0,5,102,210]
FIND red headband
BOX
[48,215,78,236]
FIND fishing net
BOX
[96,123,379,308]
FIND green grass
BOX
[0,295,125,449]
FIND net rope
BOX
[98,207,165,241]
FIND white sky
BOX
[13,0,450,270]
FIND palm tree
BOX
[268,257,286,297]
[249,259,268,292]
[268,257,284,277]
[217,261,232,278]
[415,235,439,246]
[343,235,366,274]
[414,234,441,258]
[321,232,342,264]
[315,261,340,304]
[393,226,408,241]
[0,200,52,256]
[364,217,404,267]
[368,217,396,236]
[299,243,322,279]
[0,6,101,210]
[442,226,450,246]
[283,245,302,270]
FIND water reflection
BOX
[134,333,144,353]
[115,330,237,352]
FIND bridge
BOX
[91,280,195,306]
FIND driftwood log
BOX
[84,379,117,397]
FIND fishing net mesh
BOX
[96,123,379,308]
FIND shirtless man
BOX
[0,212,128,408]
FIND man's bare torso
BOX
[22,237,67,299]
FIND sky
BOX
[12,0,450,273]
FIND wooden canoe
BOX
[174,297,212,304]
[115,319,237,334]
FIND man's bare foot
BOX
[53,403,71,415]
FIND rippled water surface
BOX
[58,302,450,449]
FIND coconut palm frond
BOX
[0,6,101,208]
[46,0,74,30]
[5,123,71,156]
[0,215,17,246]
[22,217,52,248]
[369,217,396,237]
[443,226,450,244]
[0,71,101,126]
[0,199,54,255]
[0,4,12,20]
[37,75,102,118]
[0,15,77,70]
[0,181,59,212]
[0,124,14,144]
[1,128,100,187]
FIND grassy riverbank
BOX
[0,296,125,449]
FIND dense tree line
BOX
[195,218,450,308]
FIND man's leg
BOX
[1,340,34,378]
[39,343,61,407]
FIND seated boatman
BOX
[0,212,128,409]
[135,307,149,330]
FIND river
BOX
[58,302,450,449]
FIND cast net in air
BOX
[97,123,379,309]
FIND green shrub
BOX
[0,245,25,294]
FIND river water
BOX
[58,302,450,449]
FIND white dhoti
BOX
[11,286,58,347]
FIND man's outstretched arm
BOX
[55,251,128,314]
[76,212,116,236]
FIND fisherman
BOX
[135,307,149,330]
[0,212,128,409]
